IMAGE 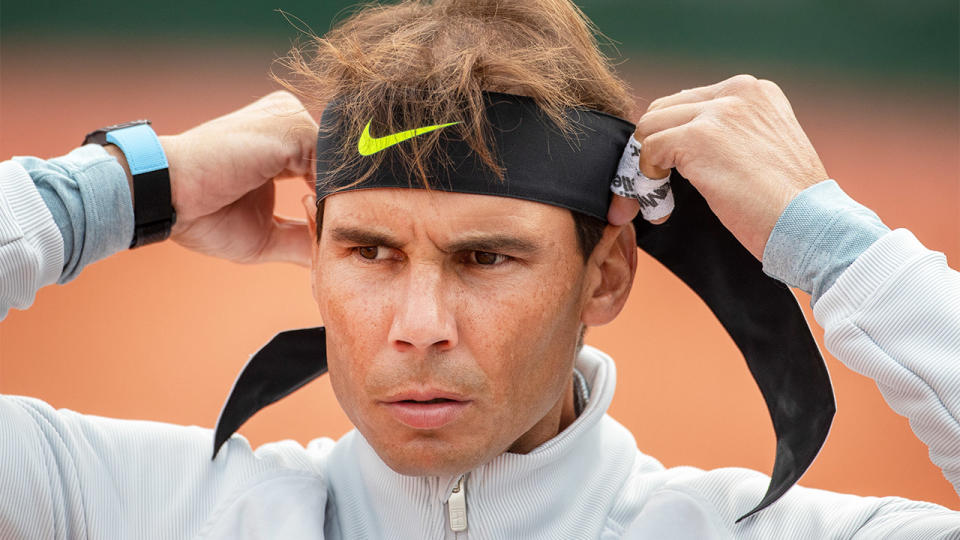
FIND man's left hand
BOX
[607,74,828,260]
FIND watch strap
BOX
[105,124,168,176]
[87,122,176,248]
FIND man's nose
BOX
[387,264,459,353]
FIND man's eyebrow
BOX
[329,227,541,254]
[329,226,403,249]
[444,234,541,254]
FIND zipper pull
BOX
[448,475,468,533]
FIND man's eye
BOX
[470,251,507,265]
[356,246,383,260]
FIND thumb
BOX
[260,216,314,267]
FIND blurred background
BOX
[2,0,958,509]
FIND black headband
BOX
[314,92,631,219]
[214,92,835,522]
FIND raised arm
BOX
[0,92,326,537]
[1,90,318,319]
[618,74,959,536]
[619,75,960,476]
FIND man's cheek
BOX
[483,285,580,396]
[327,347,379,437]
[319,269,394,338]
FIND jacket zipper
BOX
[447,474,468,533]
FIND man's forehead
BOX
[322,187,573,236]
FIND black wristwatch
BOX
[83,120,176,248]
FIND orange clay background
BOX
[1,44,958,509]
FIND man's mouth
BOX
[400,398,455,404]
[381,392,472,429]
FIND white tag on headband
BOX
[610,134,674,221]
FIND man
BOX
[2,1,958,538]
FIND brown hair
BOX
[278,0,632,256]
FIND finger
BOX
[284,122,319,172]
[257,91,318,183]
[638,123,688,177]
[646,74,758,113]
[260,216,313,267]
[276,124,318,185]
[638,151,670,181]
[645,87,712,114]
[634,124,678,225]
[635,102,701,148]
[607,194,640,226]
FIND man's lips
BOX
[380,390,472,429]
[383,390,468,403]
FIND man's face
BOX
[312,188,592,476]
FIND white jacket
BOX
[1,159,959,538]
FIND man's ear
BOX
[302,194,320,301]
[580,223,637,326]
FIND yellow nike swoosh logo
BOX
[357,120,460,156]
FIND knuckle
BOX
[688,121,711,144]
[641,131,668,165]
[641,130,661,151]
[709,95,741,116]
[687,116,723,146]
[265,90,304,111]
[757,79,782,95]
[267,89,297,102]
[704,112,729,132]
[640,134,660,162]
[634,115,653,140]
[729,73,758,86]
[724,74,760,94]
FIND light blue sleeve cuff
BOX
[761,180,890,305]
[13,145,134,283]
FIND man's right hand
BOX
[160,91,318,267]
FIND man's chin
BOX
[370,436,492,478]
[386,459,465,478]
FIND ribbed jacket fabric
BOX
[1,338,958,539]
[2,159,959,537]
[0,160,63,317]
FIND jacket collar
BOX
[324,346,640,538]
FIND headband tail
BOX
[212,327,328,459]
[634,171,836,521]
